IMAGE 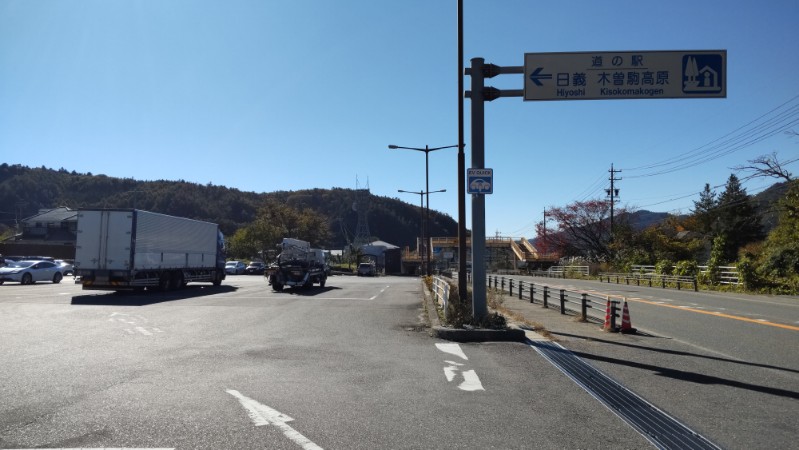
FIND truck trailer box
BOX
[75,209,225,291]
[75,209,220,271]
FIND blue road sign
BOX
[523,50,726,101]
[468,168,493,195]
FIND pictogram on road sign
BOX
[467,168,493,195]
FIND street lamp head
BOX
[388,145,399,149]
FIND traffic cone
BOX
[620,300,637,334]
[602,298,612,331]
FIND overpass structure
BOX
[400,235,560,275]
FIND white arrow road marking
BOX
[459,370,485,391]
[435,343,468,360]
[436,344,484,391]
[443,360,464,381]
[226,389,323,450]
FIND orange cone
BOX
[602,298,612,331]
[620,300,637,334]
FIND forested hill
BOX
[0,164,458,250]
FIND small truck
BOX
[266,238,327,291]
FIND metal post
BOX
[530,284,535,304]
[469,57,487,321]
[581,293,588,320]
[424,147,430,276]
[457,0,467,304]
[559,289,566,314]
[509,279,514,296]
[543,286,549,308]
[518,280,523,299]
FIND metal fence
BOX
[631,264,740,285]
[599,273,699,291]
[432,276,450,319]
[487,275,626,330]
[698,265,740,285]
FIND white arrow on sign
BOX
[226,389,323,450]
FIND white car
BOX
[0,260,65,285]
[225,260,246,275]
[55,259,74,276]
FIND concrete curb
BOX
[423,281,527,343]
[431,325,527,343]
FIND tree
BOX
[543,200,619,262]
[733,152,796,182]
[229,199,333,260]
[715,174,763,261]
[692,183,718,235]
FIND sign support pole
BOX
[469,57,488,321]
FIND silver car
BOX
[225,260,246,275]
[0,260,65,285]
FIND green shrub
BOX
[674,260,698,277]
[655,259,673,275]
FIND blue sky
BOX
[2,0,798,239]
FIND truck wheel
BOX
[272,282,283,291]
[320,276,326,288]
[52,272,63,284]
[170,271,184,290]
[213,272,223,286]
[159,273,171,291]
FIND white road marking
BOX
[444,360,464,381]
[459,370,485,391]
[227,389,323,450]
[436,344,484,391]
[369,285,390,300]
[135,326,152,336]
[435,343,468,360]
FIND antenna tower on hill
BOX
[353,176,372,248]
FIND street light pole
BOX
[398,188,446,276]
[389,144,458,276]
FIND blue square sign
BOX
[468,168,493,194]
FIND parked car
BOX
[357,262,376,277]
[245,261,266,275]
[55,259,74,276]
[0,260,65,285]
[225,260,246,275]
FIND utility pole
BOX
[606,164,622,237]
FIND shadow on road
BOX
[70,284,237,306]
[549,331,799,400]
[268,286,342,297]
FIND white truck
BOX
[266,238,328,291]
[74,209,226,291]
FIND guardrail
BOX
[698,265,740,285]
[432,276,450,319]
[599,272,698,291]
[487,275,625,331]
[632,264,740,285]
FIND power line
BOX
[624,94,799,178]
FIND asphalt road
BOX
[496,275,799,450]
[1,274,657,449]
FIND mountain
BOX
[0,163,458,250]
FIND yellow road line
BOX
[626,297,799,332]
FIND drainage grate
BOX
[529,339,721,450]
